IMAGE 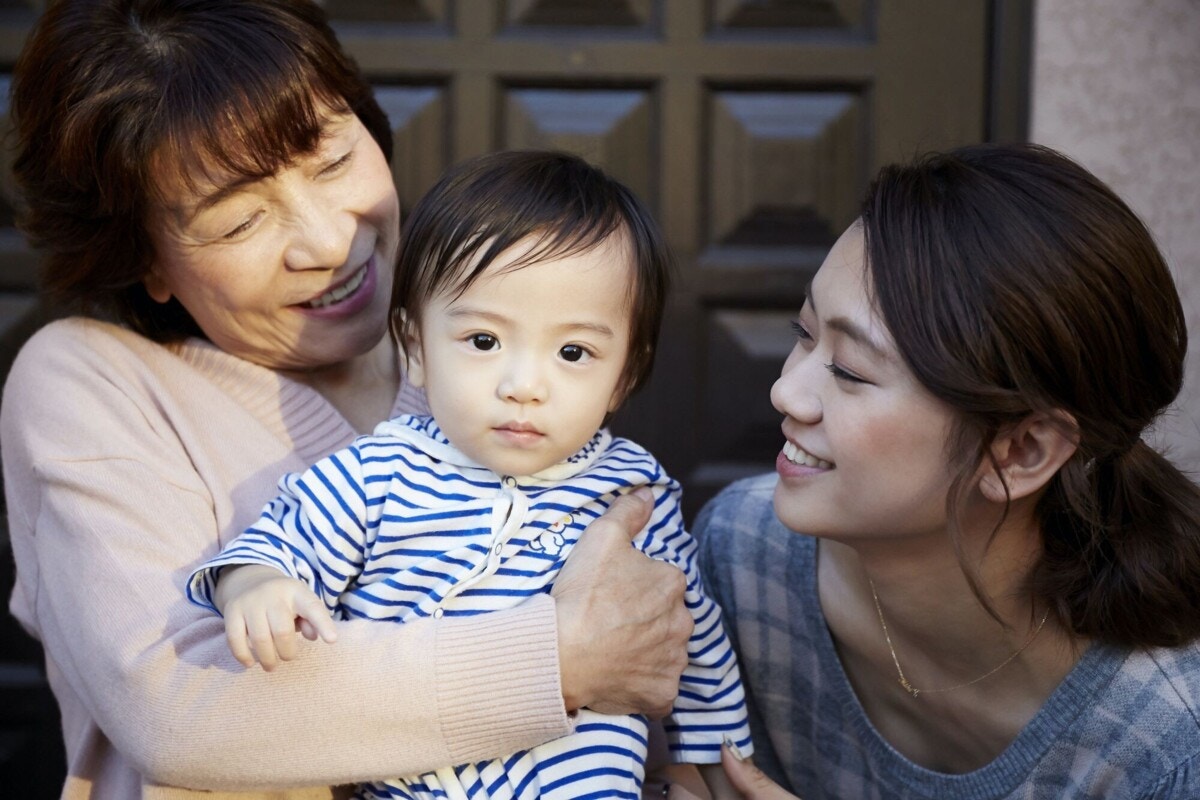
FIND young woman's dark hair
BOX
[391,149,672,401]
[860,142,1200,648]
[10,0,392,340]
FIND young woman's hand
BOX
[552,487,693,716]
[213,564,338,671]
[718,745,801,799]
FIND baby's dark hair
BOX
[391,150,671,401]
[861,142,1200,648]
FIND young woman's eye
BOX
[825,362,866,384]
[790,320,813,342]
[559,344,591,363]
[469,333,498,351]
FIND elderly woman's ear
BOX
[144,269,172,304]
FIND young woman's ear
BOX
[978,411,1079,503]
[397,309,426,389]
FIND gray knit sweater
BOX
[696,473,1200,800]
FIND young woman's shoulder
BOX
[1086,644,1200,796]
[694,472,783,541]
[695,472,816,603]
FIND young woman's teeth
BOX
[783,441,832,469]
[305,265,367,308]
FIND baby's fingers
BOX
[244,609,282,672]
[223,613,257,669]
[267,604,301,663]
[295,593,338,644]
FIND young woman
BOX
[691,143,1200,800]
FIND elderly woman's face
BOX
[144,112,399,371]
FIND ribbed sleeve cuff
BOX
[435,594,571,763]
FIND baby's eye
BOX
[559,344,591,363]
[469,334,498,351]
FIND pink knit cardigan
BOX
[2,318,570,799]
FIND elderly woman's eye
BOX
[222,213,260,240]
[321,152,353,176]
[469,333,498,351]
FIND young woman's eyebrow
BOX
[805,277,894,363]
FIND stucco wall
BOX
[1030,0,1200,471]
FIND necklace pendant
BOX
[899,677,918,697]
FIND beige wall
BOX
[1030,0,1200,471]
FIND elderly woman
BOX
[0,1,690,798]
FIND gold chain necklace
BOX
[867,577,1050,699]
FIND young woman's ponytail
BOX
[862,143,1200,649]
[1035,441,1200,647]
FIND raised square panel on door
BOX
[373,86,450,217]
[707,89,862,252]
[502,87,656,211]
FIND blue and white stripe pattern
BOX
[188,414,752,800]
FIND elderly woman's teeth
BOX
[783,441,832,469]
[306,265,367,308]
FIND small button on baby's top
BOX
[502,476,517,488]
[433,607,444,619]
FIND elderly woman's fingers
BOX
[552,487,693,716]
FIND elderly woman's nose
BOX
[284,193,356,270]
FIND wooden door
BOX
[325,0,1020,515]
[0,1,1030,792]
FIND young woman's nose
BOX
[498,358,549,405]
[770,347,823,423]
[283,187,355,270]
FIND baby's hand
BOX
[213,564,337,671]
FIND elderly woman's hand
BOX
[551,487,693,717]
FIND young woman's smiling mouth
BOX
[782,440,833,469]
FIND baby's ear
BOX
[978,410,1078,503]
[397,309,426,389]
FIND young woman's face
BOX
[770,224,961,542]
[405,233,634,477]
[144,112,399,371]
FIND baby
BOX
[189,150,751,800]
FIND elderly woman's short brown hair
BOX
[11,0,392,340]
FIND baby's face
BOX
[405,232,634,477]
